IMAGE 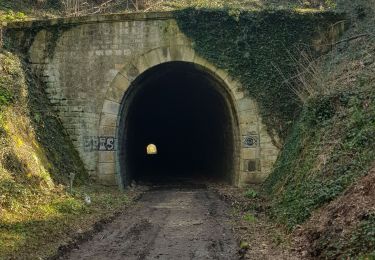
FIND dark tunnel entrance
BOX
[118,62,238,187]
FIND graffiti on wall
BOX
[242,134,259,148]
[84,136,116,151]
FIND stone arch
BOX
[97,45,264,187]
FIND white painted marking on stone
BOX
[95,50,104,56]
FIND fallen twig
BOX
[90,0,116,14]
[332,33,372,46]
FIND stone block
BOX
[160,46,172,63]
[102,100,120,115]
[115,64,125,70]
[99,126,116,136]
[107,85,126,103]
[133,54,150,74]
[240,123,258,134]
[125,64,140,82]
[215,69,229,82]
[237,98,256,112]
[144,48,163,68]
[107,74,130,102]
[98,173,117,186]
[240,171,267,184]
[267,155,278,163]
[241,159,261,172]
[99,151,116,163]
[241,148,257,159]
[174,34,189,46]
[261,148,279,157]
[169,45,184,61]
[193,56,212,72]
[100,113,118,127]
[233,88,245,100]
[95,50,104,56]
[98,162,116,175]
[239,112,258,124]
[181,46,195,62]
[260,139,277,151]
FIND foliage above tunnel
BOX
[174,8,344,142]
[0,0,337,18]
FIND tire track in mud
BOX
[62,187,238,260]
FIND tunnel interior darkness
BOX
[118,62,237,186]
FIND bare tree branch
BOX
[332,33,372,46]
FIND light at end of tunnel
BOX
[146,144,158,155]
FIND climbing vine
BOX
[174,9,343,141]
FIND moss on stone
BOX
[174,8,345,142]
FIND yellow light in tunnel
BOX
[146,144,157,155]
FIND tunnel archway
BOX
[117,61,239,187]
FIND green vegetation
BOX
[0,8,28,46]
[172,0,374,257]
[139,0,337,11]
[351,214,375,259]
[0,50,136,258]
[0,0,337,17]
[265,0,375,219]
[266,89,375,229]
[326,213,375,259]
[0,10,27,22]
[0,185,133,259]
[263,0,375,257]
[244,188,258,199]
[175,9,343,141]
[243,213,257,223]
[0,0,60,18]
[240,241,250,249]
[0,87,12,107]
[1,0,374,258]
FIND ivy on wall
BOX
[265,89,375,229]
[174,9,344,142]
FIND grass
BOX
[0,87,12,107]
[0,0,60,19]
[243,213,257,223]
[0,184,138,259]
[244,188,258,199]
[0,0,335,19]
[0,46,107,258]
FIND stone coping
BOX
[6,11,174,29]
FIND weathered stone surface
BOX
[102,100,121,115]
[99,151,116,163]
[240,171,268,185]
[242,148,258,160]
[10,12,279,186]
[98,162,116,175]
[100,113,118,127]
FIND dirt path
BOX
[62,186,239,260]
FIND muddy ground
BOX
[61,185,238,260]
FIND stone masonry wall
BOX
[7,13,279,186]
